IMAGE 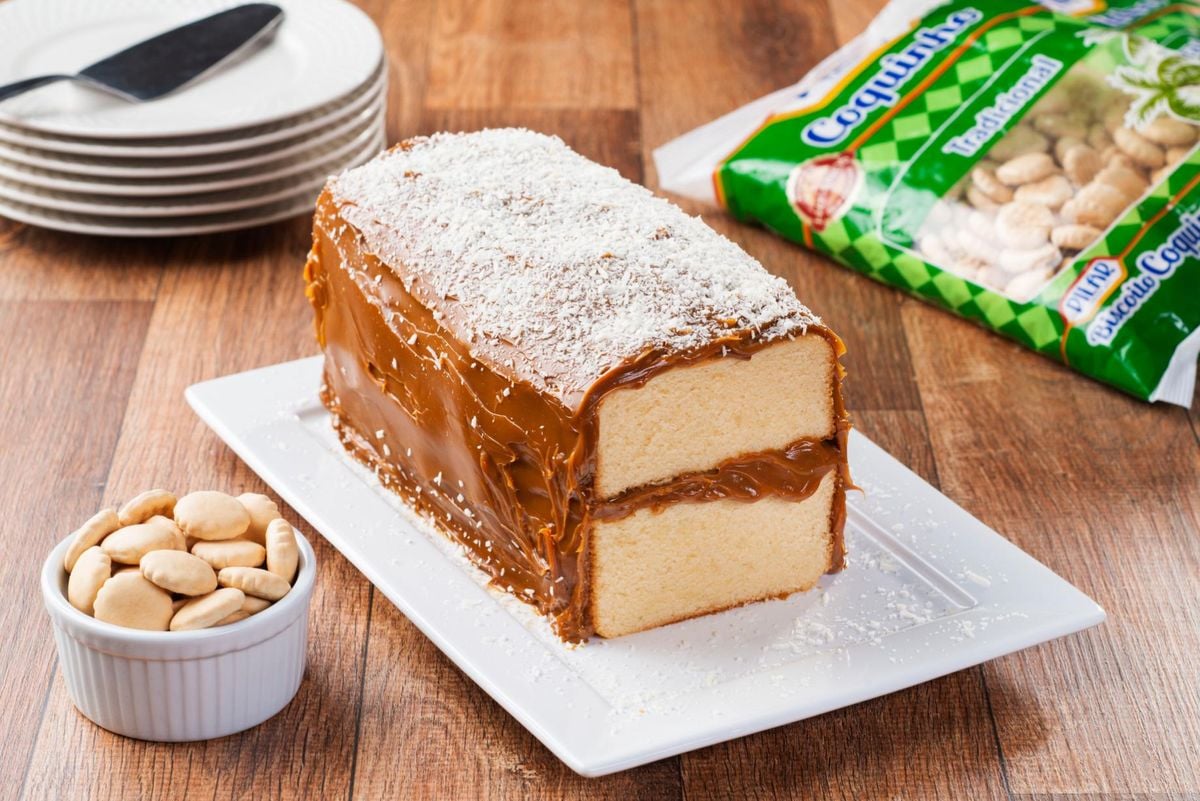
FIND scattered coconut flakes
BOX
[327,128,820,407]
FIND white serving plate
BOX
[186,356,1105,777]
[0,120,381,199]
[0,89,384,184]
[0,0,382,138]
[0,128,384,216]
[0,60,385,159]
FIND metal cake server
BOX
[0,3,284,104]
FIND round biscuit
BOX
[117,489,177,527]
[101,520,181,565]
[64,508,120,573]
[67,546,111,615]
[266,519,299,584]
[174,491,250,541]
[236,493,281,546]
[140,550,218,596]
[170,588,246,632]
[218,566,291,601]
[93,572,174,631]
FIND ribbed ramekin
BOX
[41,530,316,742]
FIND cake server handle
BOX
[0,75,70,104]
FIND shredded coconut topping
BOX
[329,128,819,403]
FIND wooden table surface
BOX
[3,0,1198,798]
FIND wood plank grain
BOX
[0,300,151,796]
[0,222,162,301]
[825,0,889,46]
[678,670,1008,801]
[20,222,374,801]
[371,0,435,141]
[902,302,1200,795]
[1,0,1194,794]
[635,0,838,185]
[426,0,637,110]
[1014,795,1200,801]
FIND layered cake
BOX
[304,129,850,640]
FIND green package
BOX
[655,0,1200,404]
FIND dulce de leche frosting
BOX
[304,130,850,640]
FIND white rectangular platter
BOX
[187,356,1104,777]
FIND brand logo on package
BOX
[786,152,863,232]
[1061,257,1124,326]
[799,8,983,148]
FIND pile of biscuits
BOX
[917,69,1197,301]
[62,490,301,632]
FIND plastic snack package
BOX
[655,0,1200,404]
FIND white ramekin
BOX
[41,530,316,742]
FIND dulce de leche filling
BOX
[305,190,849,641]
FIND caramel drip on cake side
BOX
[308,196,586,624]
[828,334,852,572]
[306,191,849,641]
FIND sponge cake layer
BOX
[595,335,836,498]
[590,473,838,638]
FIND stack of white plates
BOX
[0,0,386,236]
